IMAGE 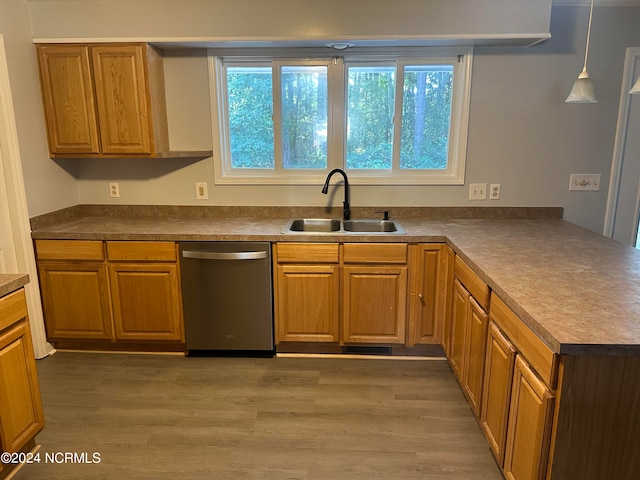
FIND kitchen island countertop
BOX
[31,211,640,356]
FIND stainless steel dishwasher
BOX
[179,242,274,356]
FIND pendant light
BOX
[566,0,597,103]
[631,75,640,95]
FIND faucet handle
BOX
[375,210,390,220]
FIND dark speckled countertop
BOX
[30,206,640,356]
[0,274,29,298]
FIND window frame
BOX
[208,47,473,186]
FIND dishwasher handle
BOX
[182,250,268,261]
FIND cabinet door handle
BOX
[418,294,426,305]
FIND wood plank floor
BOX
[14,352,503,480]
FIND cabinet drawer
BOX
[343,243,407,264]
[490,293,557,389]
[35,239,104,261]
[276,243,339,263]
[106,241,177,262]
[454,255,490,310]
[0,289,28,333]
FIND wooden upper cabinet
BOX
[37,45,100,154]
[37,43,169,158]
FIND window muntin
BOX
[210,49,472,185]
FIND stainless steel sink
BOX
[343,219,402,233]
[284,218,405,235]
[286,218,341,233]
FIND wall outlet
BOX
[195,182,208,200]
[469,183,487,200]
[109,182,120,198]
[569,174,600,191]
[490,184,501,200]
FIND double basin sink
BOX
[284,218,406,235]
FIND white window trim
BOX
[208,47,473,186]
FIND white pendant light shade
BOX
[631,75,640,95]
[566,0,597,103]
[566,68,597,103]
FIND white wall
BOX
[0,0,78,217]
[22,2,640,234]
[28,0,552,44]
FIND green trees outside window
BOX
[215,51,469,184]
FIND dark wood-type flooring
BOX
[13,352,503,479]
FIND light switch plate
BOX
[469,183,487,200]
[569,174,600,191]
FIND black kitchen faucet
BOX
[322,168,350,221]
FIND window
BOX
[209,48,472,185]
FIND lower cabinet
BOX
[448,278,469,381]
[446,256,490,417]
[443,256,557,479]
[408,244,449,346]
[0,289,45,468]
[481,321,517,464]
[274,242,414,346]
[274,243,340,343]
[463,295,489,417]
[275,263,340,343]
[35,239,184,349]
[37,261,113,339]
[108,263,182,341]
[503,356,554,480]
[481,295,557,480]
[342,264,407,344]
[36,240,112,340]
[342,242,408,344]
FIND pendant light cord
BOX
[583,0,595,71]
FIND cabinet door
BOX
[342,265,407,344]
[408,244,446,346]
[462,296,488,417]
[275,265,340,343]
[91,45,152,154]
[448,278,469,381]
[481,321,517,465]
[109,264,183,341]
[503,356,555,480]
[442,246,455,356]
[37,262,113,339]
[37,45,100,154]
[0,321,45,453]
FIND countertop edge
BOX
[0,274,30,298]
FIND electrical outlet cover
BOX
[195,182,208,200]
[569,174,600,191]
